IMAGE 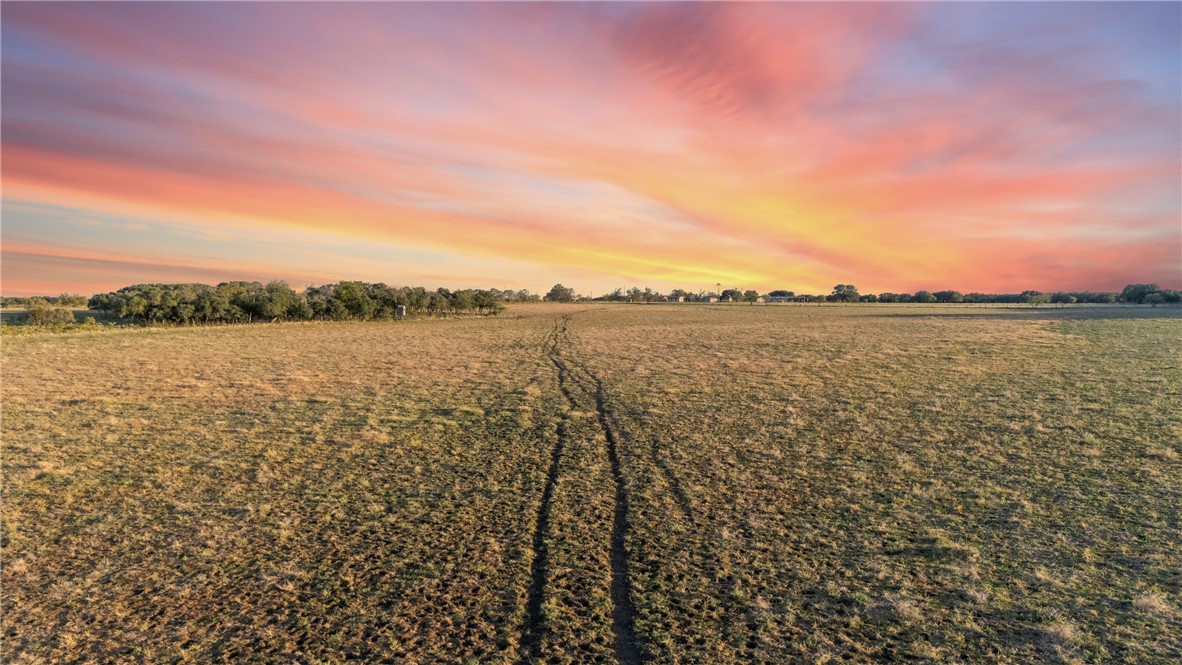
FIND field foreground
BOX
[3,304,1180,663]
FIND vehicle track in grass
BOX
[518,319,571,663]
[589,373,644,665]
[522,314,644,664]
[566,322,758,659]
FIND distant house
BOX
[700,296,719,303]
[766,296,792,303]
[668,295,685,303]
[755,296,765,303]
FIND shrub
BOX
[25,300,76,326]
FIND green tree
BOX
[474,289,503,315]
[1120,284,1161,304]
[56,293,87,307]
[451,289,476,313]
[257,281,299,320]
[427,290,451,316]
[403,286,429,313]
[335,281,377,319]
[88,293,119,315]
[602,287,625,302]
[830,284,859,302]
[546,284,575,302]
[1018,291,1051,305]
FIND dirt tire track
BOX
[585,388,695,527]
[648,435,695,523]
[517,318,570,663]
[539,314,645,664]
[590,375,644,665]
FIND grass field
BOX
[2,304,1179,663]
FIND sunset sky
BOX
[2,2,1179,297]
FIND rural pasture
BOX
[2,304,1179,663]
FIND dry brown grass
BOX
[3,303,1179,662]
[1134,593,1172,616]
[570,304,1181,663]
[2,311,576,662]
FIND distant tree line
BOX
[6,280,1178,328]
[1118,283,1180,306]
[0,294,87,308]
[85,281,516,325]
[572,283,1180,306]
